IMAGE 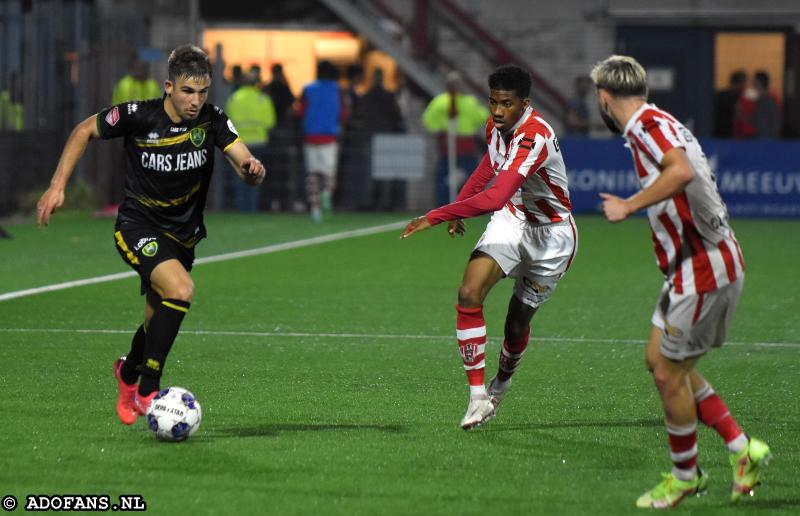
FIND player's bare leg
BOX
[488,296,537,411]
[637,326,707,509]
[133,259,194,415]
[456,251,504,430]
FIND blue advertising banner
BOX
[560,138,800,218]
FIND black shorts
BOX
[113,225,195,295]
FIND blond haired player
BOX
[591,54,770,509]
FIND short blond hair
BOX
[590,55,648,98]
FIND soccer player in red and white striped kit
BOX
[402,65,577,430]
[591,55,771,509]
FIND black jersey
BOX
[97,98,239,246]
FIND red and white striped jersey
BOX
[623,103,744,295]
[425,106,571,226]
[487,107,572,224]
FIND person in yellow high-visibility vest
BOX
[224,69,276,211]
[112,58,161,104]
[0,88,24,131]
[423,71,489,205]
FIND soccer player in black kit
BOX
[36,45,266,425]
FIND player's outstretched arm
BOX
[224,140,265,185]
[401,216,433,239]
[37,114,100,226]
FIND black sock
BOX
[138,299,190,396]
[120,323,146,385]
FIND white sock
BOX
[672,466,698,481]
[469,385,487,398]
[727,433,748,454]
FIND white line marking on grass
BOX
[0,327,797,348]
[0,221,406,303]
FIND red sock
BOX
[667,422,698,479]
[497,327,530,382]
[456,305,486,388]
[695,386,743,444]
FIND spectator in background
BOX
[249,65,263,86]
[752,71,781,138]
[264,63,295,127]
[733,77,758,139]
[230,64,244,92]
[563,75,592,136]
[0,74,24,131]
[299,60,342,222]
[355,68,404,133]
[343,64,364,126]
[112,56,161,105]
[224,69,276,212]
[423,71,489,205]
[713,70,746,138]
[356,68,406,211]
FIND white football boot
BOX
[460,394,496,430]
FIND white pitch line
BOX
[0,327,797,348]
[0,221,406,303]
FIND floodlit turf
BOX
[0,212,798,515]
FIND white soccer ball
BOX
[145,386,202,442]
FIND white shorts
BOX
[651,276,744,361]
[304,142,338,176]
[474,209,578,308]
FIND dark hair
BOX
[754,70,770,89]
[317,60,339,81]
[346,63,363,81]
[730,70,747,86]
[488,65,531,99]
[167,45,212,82]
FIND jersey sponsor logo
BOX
[170,126,187,133]
[141,149,208,172]
[189,127,206,147]
[141,241,159,257]
[127,103,138,114]
[105,106,120,126]
[133,236,157,251]
[227,119,239,136]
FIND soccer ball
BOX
[145,387,202,442]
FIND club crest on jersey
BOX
[189,127,206,148]
[105,106,120,126]
[142,241,159,257]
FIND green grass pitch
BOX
[0,212,798,515]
